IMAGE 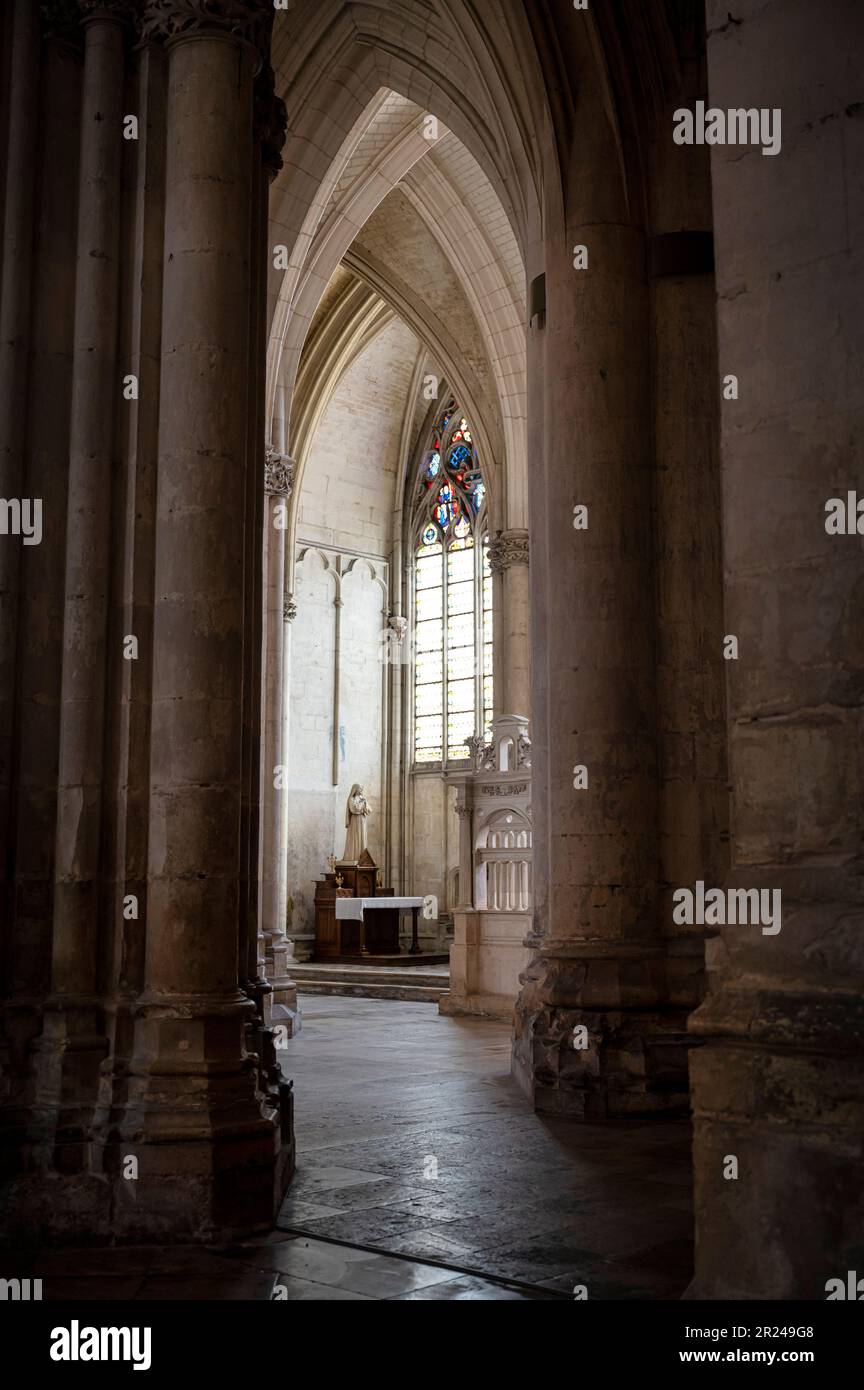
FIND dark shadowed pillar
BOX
[35,0,131,1175]
[513,33,690,1118]
[116,0,284,1242]
[688,0,864,1299]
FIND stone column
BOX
[37,0,131,1167]
[0,8,82,1154]
[0,0,40,946]
[118,0,285,1241]
[261,446,298,1027]
[648,55,727,1072]
[281,594,313,963]
[688,0,864,1299]
[446,777,475,910]
[488,530,530,718]
[0,0,74,1167]
[512,94,685,1115]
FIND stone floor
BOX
[0,997,694,1299]
[277,996,694,1298]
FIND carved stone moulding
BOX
[140,0,274,66]
[488,529,529,576]
[78,0,138,19]
[254,63,288,178]
[41,0,86,48]
[283,596,297,622]
[264,447,295,498]
[465,733,495,769]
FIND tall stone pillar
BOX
[35,0,131,1168]
[260,446,298,1028]
[0,0,40,957]
[688,0,864,1298]
[488,530,530,719]
[116,0,286,1241]
[647,37,727,1074]
[512,39,699,1111]
[1,6,82,1153]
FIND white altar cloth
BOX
[335,896,425,920]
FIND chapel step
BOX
[291,961,449,1002]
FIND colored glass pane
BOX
[415,714,442,748]
[416,552,442,589]
[415,618,442,652]
[415,649,442,684]
[434,482,461,530]
[415,682,443,718]
[415,745,442,764]
[448,644,475,682]
[413,404,490,765]
[448,678,474,713]
[447,612,474,648]
[438,399,456,428]
[447,581,473,616]
[447,710,474,758]
[416,585,443,621]
[447,546,474,584]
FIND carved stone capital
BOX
[41,0,85,47]
[77,0,138,25]
[283,596,297,623]
[140,0,273,66]
[264,446,294,498]
[488,529,529,576]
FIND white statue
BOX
[342,784,371,862]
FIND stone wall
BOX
[286,546,388,943]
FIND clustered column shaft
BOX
[0,0,293,1244]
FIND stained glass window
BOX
[411,396,493,766]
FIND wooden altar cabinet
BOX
[313,849,404,960]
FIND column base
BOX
[439,991,515,1022]
[512,942,704,1118]
[0,995,296,1247]
[110,993,294,1242]
[264,941,300,1036]
[287,932,314,963]
[686,986,864,1299]
[264,979,300,1036]
[0,1122,294,1247]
